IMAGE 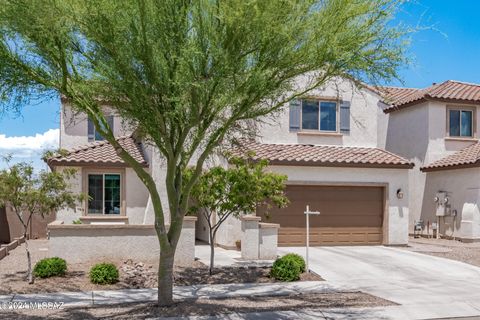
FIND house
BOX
[46,77,413,248]
[382,80,480,242]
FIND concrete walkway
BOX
[0,281,331,309]
[195,243,273,267]
[278,246,480,319]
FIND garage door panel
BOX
[278,227,383,246]
[259,185,384,246]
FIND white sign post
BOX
[304,205,320,273]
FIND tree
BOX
[0,0,408,305]
[188,156,288,275]
[0,159,83,284]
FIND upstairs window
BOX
[88,115,114,142]
[448,108,473,137]
[301,100,338,132]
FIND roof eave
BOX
[266,160,414,169]
[47,160,149,168]
[421,162,480,172]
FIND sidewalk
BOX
[0,281,335,308]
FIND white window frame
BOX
[87,173,122,215]
[300,99,339,132]
[447,106,475,138]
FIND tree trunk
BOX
[157,247,175,307]
[24,236,34,284]
[209,229,215,275]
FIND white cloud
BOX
[0,129,59,171]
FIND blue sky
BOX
[0,0,479,169]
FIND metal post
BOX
[306,205,310,273]
[304,205,320,273]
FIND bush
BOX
[72,219,82,224]
[282,253,306,273]
[33,257,67,278]
[270,254,304,281]
[89,263,119,284]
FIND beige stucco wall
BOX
[257,77,387,148]
[55,166,84,224]
[48,217,196,266]
[125,168,149,224]
[60,103,133,149]
[421,168,480,240]
[386,100,480,233]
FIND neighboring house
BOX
[382,80,480,242]
[47,77,413,247]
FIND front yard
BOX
[0,240,322,295]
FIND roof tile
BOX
[421,142,480,171]
[230,141,413,169]
[379,80,480,112]
[47,136,148,167]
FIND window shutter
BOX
[340,101,351,134]
[87,117,95,142]
[107,115,114,132]
[289,99,301,131]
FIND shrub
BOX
[90,263,119,284]
[282,253,306,273]
[33,257,67,278]
[72,219,82,224]
[270,255,302,281]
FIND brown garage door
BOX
[258,185,384,246]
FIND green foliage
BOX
[188,156,289,221]
[0,160,84,224]
[89,263,119,285]
[270,255,304,282]
[33,257,67,278]
[282,253,306,273]
[72,219,82,225]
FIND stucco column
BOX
[259,222,280,260]
[240,215,261,260]
[460,188,480,241]
[175,216,198,266]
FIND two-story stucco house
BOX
[382,80,480,242]
[47,77,413,248]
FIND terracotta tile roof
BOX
[230,141,413,169]
[421,142,480,172]
[47,136,148,167]
[379,80,480,113]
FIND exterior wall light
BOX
[396,188,404,199]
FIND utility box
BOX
[434,191,451,217]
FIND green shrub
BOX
[282,253,306,273]
[89,263,119,284]
[270,255,303,281]
[72,219,82,224]
[33,257,67,278]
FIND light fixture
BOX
[396,188,404,199]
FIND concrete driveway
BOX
[279,246,480,319]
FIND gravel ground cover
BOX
[403,237,480,267]
[1,291,395,320]
[0,240,321,295]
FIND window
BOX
[449,109,473,137]
[88,174,121,214]
[301,99,337,132]
[88,115,114,142]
